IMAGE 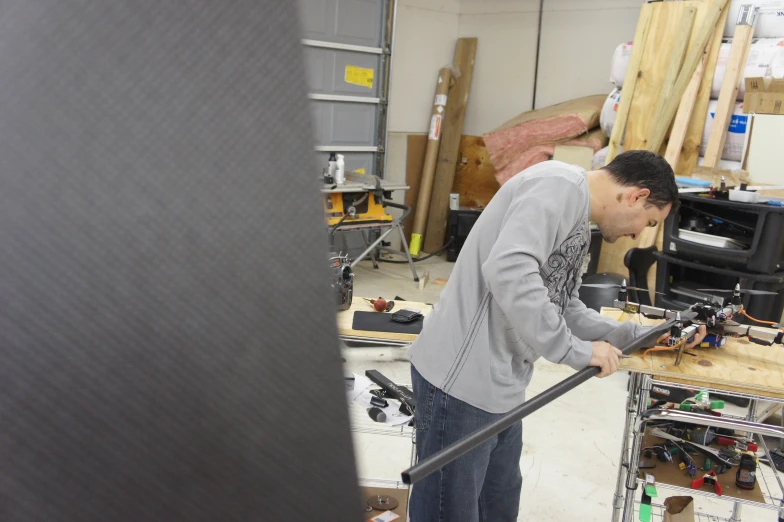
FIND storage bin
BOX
[663,193,784,274]
[654,252,784,323]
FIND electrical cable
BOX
[739,308,779,327]
[375,238,455,263]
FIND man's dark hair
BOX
[602,150,679,213]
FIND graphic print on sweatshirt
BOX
[540,222,589,314]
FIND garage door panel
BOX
[305,48,379,97]
[298,0,332,40]
[299,0,387,177]
[332,52,379,96]
[335,0,383,47]
[303,48,330,92]
[315,152,374,176]
[342,153,375,175]
[330,104,375,145]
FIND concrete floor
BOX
[342,254,781,521]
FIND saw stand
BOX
[324,180,419,282]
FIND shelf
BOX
[358,477,410,490]
[636,429,784,511]
[635,502,731,522]
[651,380,784,407]
[348,385,415,438]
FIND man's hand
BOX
[685,324,708,349]
[590,341,623,378]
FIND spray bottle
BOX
[335,154,345,184]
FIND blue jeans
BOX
[409,365,523,522]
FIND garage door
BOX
[298,0,392,178]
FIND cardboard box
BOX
[552,145,594,170]
[743,77,784,114]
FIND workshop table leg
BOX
[396,222,419,282]
[622,373,653,522]
[612,372,639,522]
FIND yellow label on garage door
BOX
[345,65,374,88]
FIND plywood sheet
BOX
[337,298,432,343]
[452,136,499,208]
[676,2,730,176]
[624,1,700,152]
[601,308,784,399]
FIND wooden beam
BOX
[664,45,711,167]
[645,0,730,154]
[423,38,477,254]
[702,22,754,168]
[647,7,697,155]
[605,2,654,164]
[409,67,452,256]
[675,1,729,175]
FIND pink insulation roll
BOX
[483,95,607,185]
[492,129,608,186]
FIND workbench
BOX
[601,308,784,522]
[337,297,432,347]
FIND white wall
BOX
[458,0,541,135]
[387,0,460,133]
[387,0,644,139]
[535,0,642,109]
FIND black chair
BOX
[624,246,659,306]
[580,272,627,312]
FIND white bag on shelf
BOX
[699,99,749,162]
[610,42,633,88]
[592,146,609,169]
[711,38,784,100]
[600,88,622,138]
[724,0,784,38]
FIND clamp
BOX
[691,471,723,496]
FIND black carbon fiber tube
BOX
[401,318,676,485]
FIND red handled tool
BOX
[692,472,723,496]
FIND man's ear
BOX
[630,187,651,205]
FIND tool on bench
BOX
[366,370,416,416]
[736,453,757,490]
[692,471,724,496]
[715,435,758,452]
[651,428,740,467]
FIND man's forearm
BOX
[564,298,652,347]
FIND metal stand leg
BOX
[622,374,653,522]
[396,221,419,282]
[612,372,639,522]
[360,230,379,269]
[351,226,397,269]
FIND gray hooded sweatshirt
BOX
[408,161,651,414]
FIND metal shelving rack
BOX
[614,373,784,522]
[348,378,416,513]
[635,501,733,522]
